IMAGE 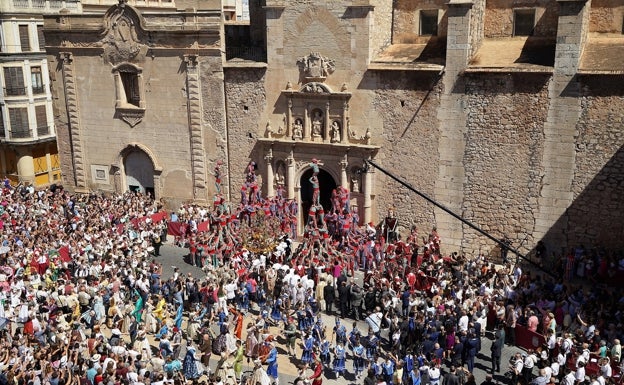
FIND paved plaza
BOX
[152,242,518,385]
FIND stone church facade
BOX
[44,0,624,257]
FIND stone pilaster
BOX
[184,54,207,200]
[534,0,590,248]
[60,52,87,192]
[435,0,473,251]
[265,148,274,198]
[286,149,295,200]
[340,156,348,189]
[363,157,373,224]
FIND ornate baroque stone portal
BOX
[258,52,380,231]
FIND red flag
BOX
[197,221,210,233]
[59,246,71,263]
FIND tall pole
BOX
[366,159,555,278]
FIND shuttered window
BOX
[8,107,30,138]
[35,105,48,136]
[19,25,30,52]
[3,67,25,96]
[37,25,45,51]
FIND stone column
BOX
[363,159,373,224]
[286,150,295,199]
[184,54,207,201]
[60,52,87,192]
[341,100,349,144]
[533,0,590,247]
[340,156,348,189]
[265,148,274,198]
[287,98,293,139]
[304,103,311,140]
[16,148,35,185]
[324,101,331,142]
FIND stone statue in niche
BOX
[331,121,341,143]
[265,121,274,138]
[275,163,285,188]
[292,118,303,140]
[312,111,323,139]
[351,173,360,193]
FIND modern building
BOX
[0,0,81,186]
[44,0,624,256]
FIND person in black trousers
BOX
[491,326,504,373]
[324,280,336,315]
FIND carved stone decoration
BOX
[297,52,335,81]
[102,1,148,65]
[117,107,144,127]
[60,52,87,191]
[300,82,331,94]
[183,54,206,193]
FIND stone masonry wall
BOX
[393,0,449,44]
[461,73,549,255]
[371,71,442,235]
[223,68,267,200]
[589,0,624,33]
[370,0,394,57]
[567,77,624,249]
[484,0,559,37]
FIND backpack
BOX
[212,333,227,355]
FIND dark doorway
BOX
[300,169,337,225]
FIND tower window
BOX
[514,9,535,36]
[120,71,140,107]
[420,10,439,36]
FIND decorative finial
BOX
[286,81,292,90]
[341,83,348,92]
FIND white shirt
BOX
[458,315,469,332]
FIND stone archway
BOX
[124,150,154,197]
[300,168,337,225]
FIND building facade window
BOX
[31,67,44,94]
[37,25,46,51]
[35,105,48,136]
[8,107,30,139]
[19,25,30,52]
[3,67,26,96]
[113,64,145,109]
[0,107,5,138]
[420,10,439,36]
[514,9,535,36]
[120,71,141,107]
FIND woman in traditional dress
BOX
[333,341,347,378]
[353,336,366,378]
[182,344,200,379]
[301,333,315,364]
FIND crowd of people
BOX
[0,158,622,385]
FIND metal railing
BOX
[3,0,81,12]
[226,46,267,62]
[32,86,45,95]
[3,87,27,97]
[36,125,50,136]
[10,128,31,139]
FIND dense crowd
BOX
[0,160,622,385]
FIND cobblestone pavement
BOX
[150,243,520,385]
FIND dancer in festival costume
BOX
[333,340,347,378]
[263,340,279,385]
[301,332,315,364]
[353,336,366,378]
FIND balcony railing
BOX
[226,46,267,62]
[32,86,45,95]
[10,128,31,139]
[37,125,50,136]
[80,0,174,7]
[2,0,81,12]
[4,87,27,97]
